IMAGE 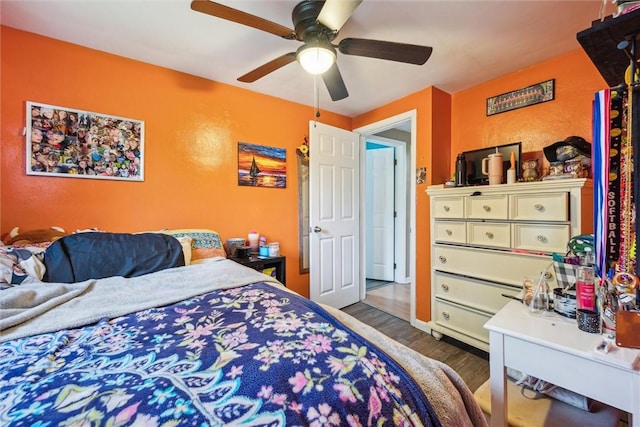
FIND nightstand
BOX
[230,255,286,285]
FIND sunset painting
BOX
[238,142,286,188]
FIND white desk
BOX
[484,301,640,426]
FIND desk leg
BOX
[632,372,640,427]
[489,331,507,427]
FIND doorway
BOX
[307,112,416,321]
[363,136,410,320]
[355,111,416,324]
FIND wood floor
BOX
[343,302,631,426]
[363,280,410,320]
[342,301,490,393]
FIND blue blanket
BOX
[0,281,441,426]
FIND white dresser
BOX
[426,178,593,351]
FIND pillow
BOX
[0,246,46,288]
[164,229,226,261]
[74,228,105,233]
[2,226,66,246]
[43,232,185,283]
[136,230,192,265]
[175,236,192,265]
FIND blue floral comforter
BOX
[0,280,442,426]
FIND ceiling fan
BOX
[190,0,433,101]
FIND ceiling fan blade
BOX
[191,0,296,39]
[317,0,362,32]
[238,53,297,83]
[322,63,349,101]
[338,38,433,65]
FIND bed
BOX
[0,231,487,426]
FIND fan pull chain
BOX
[314,74,321,118]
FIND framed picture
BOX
[26,101,144,181]
[486,79,555,116]
[238,142,286,188]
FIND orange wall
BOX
[1,26,609,322]
[0,26,351,296]
[451,49,607,168]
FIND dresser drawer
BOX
[510,192,568,221]
[467,221,510,248]
[433,300,491,344]
[434,271,520,314]
[432,196,464,218]
[513,223,570,253]
[434,220,466,244]
[433,244,555,287]
[465,194,508,220]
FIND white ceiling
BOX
[1,0,614,117]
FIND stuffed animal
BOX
[2,226,67,246]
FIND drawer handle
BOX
[534,204,544,211]
[445,229,452,236]
[485,231,494,239]
[537,235,548,243]
[483,205,491,212]
[442,311,450,320]
[441,283,449,291]
[438,255,447,263]
[443,205,450,212]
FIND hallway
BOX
[363,280,410,321]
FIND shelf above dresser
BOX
[576,8,640,87]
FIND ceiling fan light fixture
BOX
[297,42,336,75]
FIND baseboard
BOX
[412,317,431,333]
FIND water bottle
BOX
[455,153,466,187]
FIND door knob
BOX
[313,226,322,233]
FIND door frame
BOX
[354,110,417,325]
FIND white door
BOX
[309,121,360,308]
[365,147,395,281]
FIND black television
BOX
[462,142,522,186]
